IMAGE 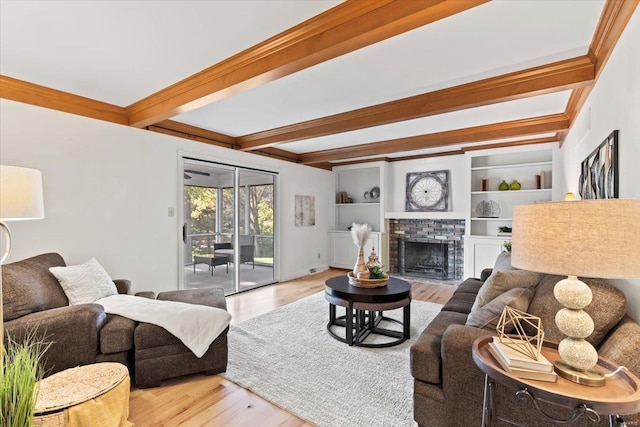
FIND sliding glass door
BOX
[181,158,277,294]
[238,169,275,292]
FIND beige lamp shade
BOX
[0,165,45,220]
[512,199,640,279]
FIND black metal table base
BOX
[326,303,410,348]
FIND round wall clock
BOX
[405,170,449,212]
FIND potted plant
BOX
[1,332,51,427]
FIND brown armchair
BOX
[2,253,135,376]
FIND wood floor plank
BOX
[129,268,456,426]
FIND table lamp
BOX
[0,165,45,367]
[511,198,640,386]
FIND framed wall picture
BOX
[578,130,619,199]
[405,170,449,212]
[294,195,315,226]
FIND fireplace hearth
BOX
[399,239,457,279]
[389,218,464,280]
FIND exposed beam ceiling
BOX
[559,0,638,144]
[126,0,488,128]
[299,114,570,164]
[0,75,128,125]
[1,0,635,169]
[237,56,593,151]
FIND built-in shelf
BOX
[465,146,555,279]
[336,202,380,206]
[471,161,552,171]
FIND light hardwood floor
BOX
[128,269,455,427]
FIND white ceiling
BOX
[0,0,606,161]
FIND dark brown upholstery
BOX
[3,253,230,388]
[2,253,68,321]
[411,251,639,427]
[2,253,135,376]
[133,287,229,388]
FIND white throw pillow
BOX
[49,258,118,305]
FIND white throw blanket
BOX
[95,295,231,358]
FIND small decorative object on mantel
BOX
[496,306,544,361]
[509,180,521,190]
[499,180,509,191]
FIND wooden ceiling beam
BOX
[253,147,301,163]
[560,0,637,145]
[126,0,488,128]
[299,114,569,164]
[0,75,128,125]
[461,136,558,152]
[238,56,593,151]
[152,120,238,147]
[589,0,638,80]
[330,137,556,168]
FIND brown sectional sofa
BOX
[411,252,640,427]
[2,253,228,388]
[2,253,135,374]
[134,289,228,388]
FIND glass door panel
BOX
[183,161,235,294]
[237,169,276,292]
[181,158,277,295]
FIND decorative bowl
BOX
[347,271,389,288]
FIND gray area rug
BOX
[222,291,442,427]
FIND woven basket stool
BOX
[33,362,132,427]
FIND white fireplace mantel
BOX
[384,211,466,220]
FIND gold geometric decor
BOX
[496,306,544,361]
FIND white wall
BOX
[557,10,640,322]
[0,100,332,293]
[388,155,468,216]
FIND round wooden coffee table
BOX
[324,275,411,347]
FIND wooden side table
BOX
[472,336,640,426]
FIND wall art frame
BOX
[405,170,449,212]
[578,130,619,199]
[294,195,315,226]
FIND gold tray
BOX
[347,271,389,288]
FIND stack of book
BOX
[488,336,557,382]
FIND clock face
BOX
[406,171,449,211]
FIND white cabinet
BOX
[464,236,506,278]
[468,149,553,237]
[329,231,381,269]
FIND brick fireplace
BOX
[388,218,464,280]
